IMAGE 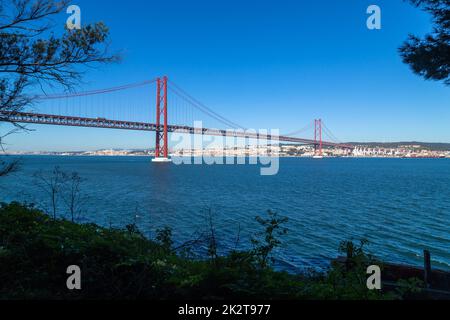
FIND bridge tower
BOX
[152,76,171,163]
[314,119,323,158]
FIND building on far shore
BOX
[3,144,450,159]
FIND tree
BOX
[0,158,18,177]
[251,210,288,269]
[33,166,65,219]
[0,128,20,177]
[0,0,118,175]
[61,171,86,222]
[399,0,450,85]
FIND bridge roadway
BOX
[2,112,354,149]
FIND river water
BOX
[1,156,449,271]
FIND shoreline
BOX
[2,153,450,159]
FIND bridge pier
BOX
[152,157,172,163]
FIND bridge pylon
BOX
[314,119,323,158]
[152,76,171,163]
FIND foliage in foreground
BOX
[0,202,419,300]
[400,0,450,86]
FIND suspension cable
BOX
[168,80,246,130]
[34,79,158,100]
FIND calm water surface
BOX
[1,156,449,271]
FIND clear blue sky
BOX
[4,0,450,151]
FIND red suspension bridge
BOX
[1,76,354,161]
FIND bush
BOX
[0,202,422,300]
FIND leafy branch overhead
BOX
[0,0,119,122]
[400,0,450,85]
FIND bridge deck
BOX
[1,112,354,149]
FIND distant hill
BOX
[345,142,450,151]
